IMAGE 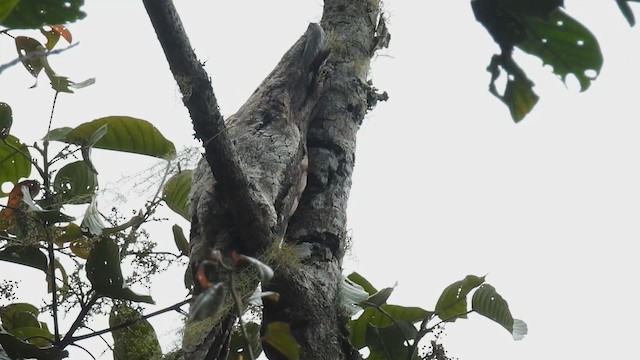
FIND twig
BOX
[0,42,79,75]
[70,298,191,343]
[60,292,99,347]
[230,274,255,360]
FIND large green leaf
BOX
[110,303,162,360]
[86,237,155,304]
[53,160,98,204]
[471,284,528,340]
[59,116,176,159]
[349,305,432,350]
[518,9,603,91]
[163,170,192,221]
[0,135,31,197]
[0,326,67,360]
[0,246,47,273]
[434,275,485,322]
[0,303,39,329]
[172,224,189,256]
[262,322,299,360]
[0,0,86,28]
[365,321,419,360]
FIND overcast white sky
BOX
[2,1,640,359]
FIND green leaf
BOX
[60,116,176,159]
[0,102,12,139]
[172,224,189,256]
[518,9,603,91]
[110,303,162,360]
[360,283,396,308]
[14,36,46,79]
[366,321,418,360]
[0,246,47,273]
[616,0,638,26]
[0,326,67,360]
[53,161,98,204]
[434,275,485,322]
[228,322,262,360]
[0,0,20,23]
[471,284,528,340]
[188,283,225,322]
[0,0,86,28]
[9,325,54,347]
[0,303,39,330]
[262,322,300,360]
[0,135,31,197]
[45,127,72,141]
[347,272,378,296]
[79,123,107,174]
[349,305,432,350]
[86,237,155,304]
[163,170,192,221]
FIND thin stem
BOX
[230,274,255,360]
[376,305,412,348]
[60,292,99,347]
[70,298,191,343]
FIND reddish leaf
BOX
[50,25,71,43]
[39,27,60,50]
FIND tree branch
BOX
[142,0,272,251]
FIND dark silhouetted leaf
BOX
[228,322,262,360]
[86,237,155,304]
[349,305,432,350]
[236,254,274,283]
[360,283,396,308]
[163,170,192,221]
[0,303,39,330]
[14,36,46,79]
[366,321,418,360]
[0,326,67,360]
[0,246,47,273]
[616,0,640,26]
[188,283,225,322]
[0,102,12,139]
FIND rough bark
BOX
[144,0,385,359]
[262,1,383,359]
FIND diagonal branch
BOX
[142,0,272,250]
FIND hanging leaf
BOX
[0,326,67,360]
[69,238,92,259]
[79,123,107,174]
[518,9,603,91]
[349,305,432,350]
[0,0,86,28]
[53,160,99,204]
[0,1,20,24]
[359,283,396,308]
[471,284,528,340]
[86,237,155,304]
[59,116,176,159]
[0,135,31,197]
[434,275,485,322]
[163,170,192,221]
[14,36,46,80]
[188,283,225,322]
[615,0,640,26]
[347,272,378,296]
[234,253,274,283]
[40,25,72,50]
[46,259,69,298]
[262,322,300,360]
[172,224,189,256]
[0,246,48,273]
[110,303,162,360]
[0,102,12,139]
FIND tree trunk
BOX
[143,0,385,359]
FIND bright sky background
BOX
[2,1,640,359]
